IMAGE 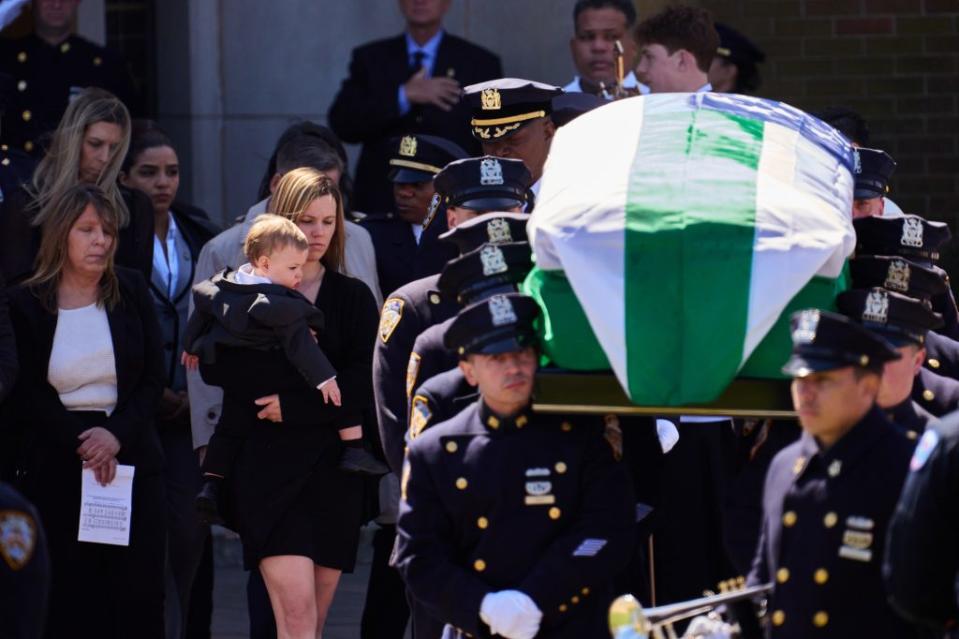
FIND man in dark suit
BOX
[328,0,502,214]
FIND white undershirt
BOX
[48,303,118,415]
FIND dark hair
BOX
[256,121,354,213]
[275,136,344,177]
[573,0,636,28]
[634,5,719,73]
[812,107,870,146]
[122,119,176,173]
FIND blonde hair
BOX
[31,88,131,228]
[267,168,345,272]
[244,214,309,263]
[25,184,121,313]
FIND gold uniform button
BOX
[782,511,798,527]
[473,559,486,572]
[515,415,527,428]
[22,110,31,122]
[60,42,71,53]
[571,596,580,604]
[923,389,935,402]
[823,512,838,528]
[445,441,458,453]
[24,141,33,152]
[814,568,829,584]
[429,293,440,304]
[929,358,941,369]
[813,611,829,627]
[581,587,590,596]
[771,610,785,626]
[776,567,790,583]
[561,421,573,432]
[476,517,488,529]
[1,158,8,167]
[558,604,568,613]
[16,80,26,92]
[17,51,26,63]
[549,507,561,520]
[455,477,468,490]
[555,462,567,474]
[93,56,102,66]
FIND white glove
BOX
[480,590,542,639]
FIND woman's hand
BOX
[92,457,118,486]
[254,394,283,423]
[77,427,121,468]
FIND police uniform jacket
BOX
[395,401,636,638]
[748,406,917,638]
[362,212,458,300]
[374,273,459,474]
[0,184,155,284]
[884,417,959,629]
[408,315,458,405]
[0,33,136,156]
[884,398,937,439]
[0,482,49,639]
[923,330,959,380]
[408,366,476,442]
[0,272,14,405]
[328,33,501,214]
[912,366,959,417]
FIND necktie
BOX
[410,50,426,77]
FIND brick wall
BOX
[638,0,958,224]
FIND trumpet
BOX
[609,583,772,639]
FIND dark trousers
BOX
[160,421,210,639]
[186,534,214,639]
[201,418,246,479]
[25,453,167,639]
[361,524,410,638]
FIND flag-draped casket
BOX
[524,92,856,406]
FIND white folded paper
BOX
[78,465,135,546]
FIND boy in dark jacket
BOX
[183,215,387,523]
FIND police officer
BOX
[463,79,564,204]
[395,293,635,638]
[362,133,467,299]
[837,288,942,436]
[408,239,533,438]
[0,0,136,155]
[747,309,918,638]
[0,72,36,202]
[884,415,959,632]
[709,22,766,94]
[376,208,531,475]
[0,482,49,639]
[850,147,896,219]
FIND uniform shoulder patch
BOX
[0,510,38,571]
[409,395,432,440]
[379,297,405,344]
[406,352,421,398]
[910,428,940,472]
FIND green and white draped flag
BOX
[526,93,856,406]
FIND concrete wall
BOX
[156,0,582,225]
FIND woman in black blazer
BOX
[0,87,154,285]
[6,184,166,639]
[200,170,378,637]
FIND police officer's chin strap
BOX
[480,590,542,639]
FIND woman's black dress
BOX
[202,269,379,570]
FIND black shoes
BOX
[338,447,390,476]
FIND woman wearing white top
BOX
[5,184,166,639]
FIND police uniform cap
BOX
[853,147,896,200]
[782,309,900,377]
[854,215,952,266]
[464,78,564,141]
[388,134,467,183]
[434,156,532,211]
[551,92,605,128]
[440,211,530,254]
[849,256,948,302]
[837,287,943,347]
[714,23,766,67]
[444,293,541,357]
[438,241,534,305]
